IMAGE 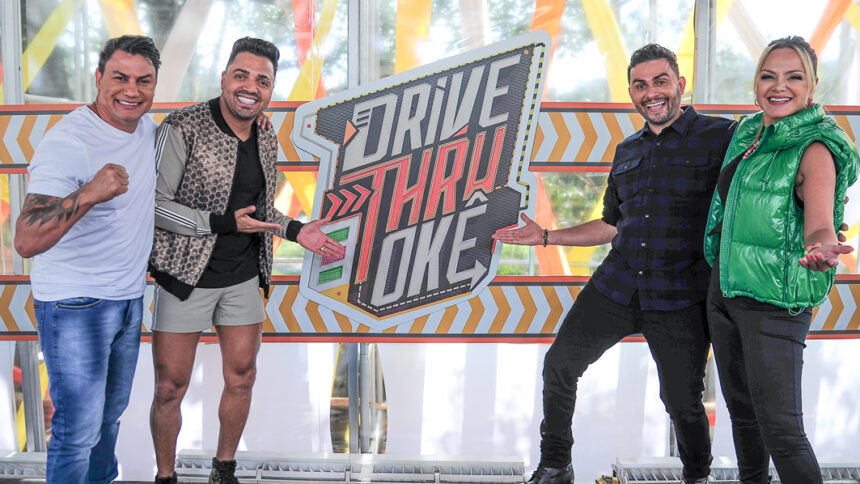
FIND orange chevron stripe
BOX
[847,285,860,331]
[0,117,13,164]
[17,115,37,161]
[334,312,353,332]
[568,285,582,301]
[25,293,35,328]
[0,286,18,332]
[278,111,302,162]
[628,112,645,132]
[574,112,597,162]
[435,305,458,334]
[462,296,484,334]
[601,113,624,161]
[151,113,168,125]
[280,286,302,333]
[514,286,537,333]
[835,115,855,142]
[822,288,844,331]
[548,112,570,163]
[305,300,328,333]
[531,124,544,161]
[489,286,511,334]
[540,286,563,334]
[409,315,429,333]
[383,324,398,333]
[811,305,820,323]
[260,291,276,333]
[356,324,371,333]
[46,114,63,132]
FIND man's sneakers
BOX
[209,457,240,484]
[153,474,177,484]
[683,476,713,484]
[527,464,574,484]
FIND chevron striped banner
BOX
[1,102,859,340]
[1,276,858,340]
[3,103,858,170]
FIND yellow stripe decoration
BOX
[287,0,339,101]
[676,0,733,94]
[97,0,144,37]
[581,0,628,102]
[16,362,49,451]
[22,0,75,92]
[847,1,860,33]
[284,172,317,217]
[394,0,433,73]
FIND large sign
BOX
[292,32,550,329]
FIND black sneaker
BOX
[154,474,177,484]
[527,465,574,484]
[209,457,240,484]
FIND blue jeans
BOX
[35,296,143,484]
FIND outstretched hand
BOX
[298,217,346,258]
[799,243,854,272]
[492,213,544,246]
[235,206,282,233]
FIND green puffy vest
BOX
[703,104,860,309]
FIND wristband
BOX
[804,242,822,255]
[543,229,549,247]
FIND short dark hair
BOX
[226,37,280,76]
[627,44,679,82]
[98,35,161,75]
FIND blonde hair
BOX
[751,36,819,142]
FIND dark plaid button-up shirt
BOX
[591,106,736,311]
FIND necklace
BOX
[742,142,758,160]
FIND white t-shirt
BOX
[27,106,156,301]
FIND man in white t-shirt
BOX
[13,35,160,484]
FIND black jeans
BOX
[706,266,821,484]
[540,282,712,480]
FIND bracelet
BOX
[804,242,822,255]
[543,228,549,247]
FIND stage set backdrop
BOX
[2,0,860,482]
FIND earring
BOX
[754,97,760,106]
[807,99,813,107]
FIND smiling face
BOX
[628,59,686,134]
[219,51,275,125]
[94,50,156,133]
[755,47,814,126]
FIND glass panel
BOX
[21,0,349,103]
[0,174,18,274]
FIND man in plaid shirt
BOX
[494,44,735,484]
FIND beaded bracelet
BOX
[804,242,822,255]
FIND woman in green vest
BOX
[703,36,860,484]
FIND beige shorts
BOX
[152,276,266,333]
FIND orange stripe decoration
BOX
[24,293,36,329]
[305,300,328,333]
[435,305,458,334]
[280,286,302,333]
[489,286,511,334]
[409,315,429,333]
[834,115,855,142]
[628,112,644,132]
[515,286,537,333]
[531,124,545,162]
[822,288,844,331]
[0,286,19,332]
[45,114,63,132]
[574,112,597,161]
[540,285,563,334]
[16,115,37,162]
[847,285,860,331]
[548,112,570,163]
[463,296,484,334]
[356,324,371,333]
[334,312,352,333]
[601,112,624,161]
[278,111,302,162]
[0,116,14,164]
[383,325,398,334]
[809,0,852,54]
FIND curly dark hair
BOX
[226,37,281,76]
[627,44,679,82]
[98,35,161,75]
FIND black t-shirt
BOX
[196,98,264,288]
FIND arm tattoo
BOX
[19,193,83,227]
